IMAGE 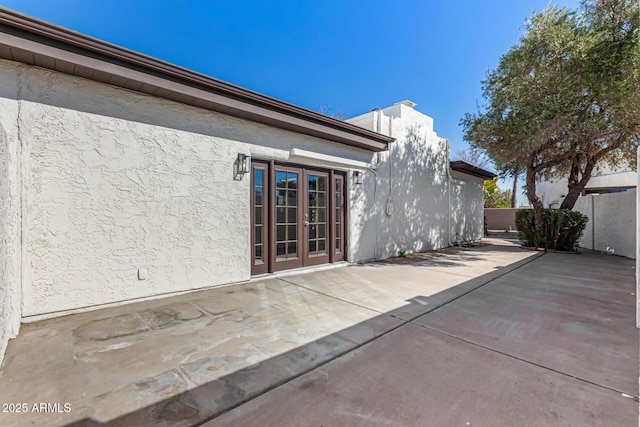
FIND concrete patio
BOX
[0,239,637,426]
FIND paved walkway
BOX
[0,240,636,426]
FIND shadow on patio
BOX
[6,242,627,426]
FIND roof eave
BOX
[450,161,497,180]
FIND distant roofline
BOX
[0,7,394,152]
[450,160,496,180]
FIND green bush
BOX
[515,209,588,252]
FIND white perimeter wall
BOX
[537,168,636,208]
[0,61,21,366]
[574,190,636,259]
[4,59,373,319]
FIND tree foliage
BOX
[462,0,639,230]
[484,178,513,208]
[455,148,492,169]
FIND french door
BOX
[251,161,346,274]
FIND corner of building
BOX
[0,60,22,366]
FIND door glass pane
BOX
[318,224,326,239]
[287,207,297,222]
[318,208,326,222]
[288,190,297,206]
[275,169,298,261]
[318,177,326,191]
[307,174,328,259]
[276,242,286,259]
[335,177,343,255]
[288,225,297,241]
[255,207,263,225]
[253,168,266,267]
[288,242,297,257]
[287,173,298,189]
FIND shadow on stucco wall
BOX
[349,122,484,262]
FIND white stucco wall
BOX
[0,61,22,366]
[348,103,484,260]
[8,59,373,318]
[450,170,485,243]
[0,58,488,327]
[537,167,637,208]
[636,147,639,328]
[574,190,636,259]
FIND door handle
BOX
[304,220,309,227]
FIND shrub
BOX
[515,209,588,252]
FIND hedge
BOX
[515,209,588,252]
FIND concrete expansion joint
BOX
[412,251,545,319]
[416,323,639,400]
[278,277,385,316]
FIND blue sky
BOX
[2,0,580,200]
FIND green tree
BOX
[462,0,640,231]
[484,178,513,208]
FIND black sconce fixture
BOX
[238,153,251,174]
[353,170,362,185]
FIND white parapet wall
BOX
[348,102,485,260]
[574,190,637,259]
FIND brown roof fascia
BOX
[0,7,394,152]
[450,161,497,180]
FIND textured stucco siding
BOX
[348,104,484,260]
[12,60,372,317]
[574,191,636,259]
[450,170,484,243]
[0,61,21,366]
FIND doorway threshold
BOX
[250,261,350,282]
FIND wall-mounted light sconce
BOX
[235,153,251,180]
[238,153,251,174]
[353,170,363,185]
